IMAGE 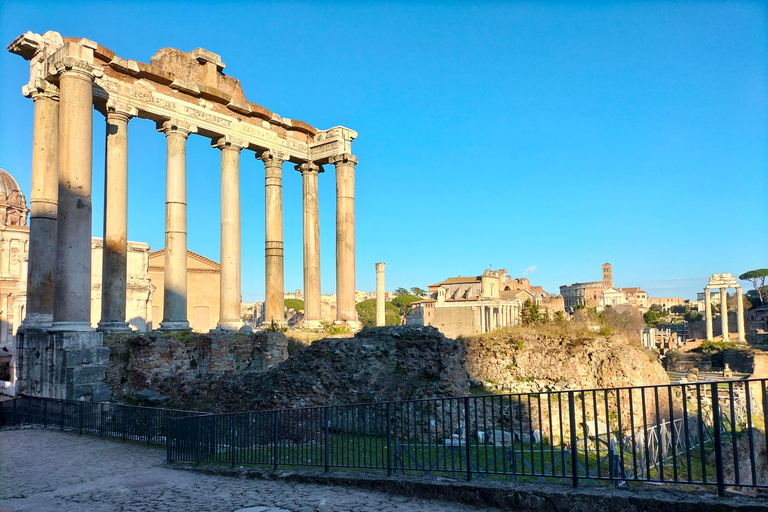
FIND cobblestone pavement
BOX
[0,429,501,512]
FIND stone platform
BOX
[15,330,111,401]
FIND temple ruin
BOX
[8,31,359,400]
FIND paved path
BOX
[0,428,500,512]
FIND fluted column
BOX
[157,119,196,331]
[98,102,136,332]
[737,286,746,342]
[215,136,246,331]
[330,154,358,326]
[21,83,59,329]
[720,287,729,341]
[705,287,713,341]
[479,306,486,333]
[51,59,101,331]
[259,150,286,326]
[375,262,385,326]
[296,162,322,329]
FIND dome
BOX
[0,168,28,227]
[0,168,23,198]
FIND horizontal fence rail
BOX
[3,378,768,496]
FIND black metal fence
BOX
[166,379,768,496]
[0,396,205,444]
[3,379,767,496]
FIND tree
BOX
[411,287,427,297]
[739,269,768,306]
[683,309,703,323]
[284,298,304,312]
[355,300,400,327]
[603,304,645,339]
[391,293,421,322]
[644,310,662,327]
[670,305,687,316]
[394,287,409,296]
[521,300,542,325]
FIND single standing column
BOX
[720,287,729,341]
[98,102,137,332]
[51,60,100,331]
[737,286,746,342]
[375,262,385,326]
[296,162,322,329]
[259,150,286,326]
[21,84,59,329]
[157,120,196,331]
[215,137,246,331]
[705,287,713,341]
[330,154,358,326]
[479,306,486,333]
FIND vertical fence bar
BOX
[668,385,678,482]
[230,414,236,468]
[464,396,471,482]
[324,407,330,473]
[386,402,392,477]
[78,400,83,435]
[12,398,17,426]
[568,391,578,488]
[762,381,768,472]
[711,382,725,497]
[728,382,739,486]
[745,383,757,486]
[166,417,172,462]
[273,410,279,471]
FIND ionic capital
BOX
[295,162,323,175]
[328,153,358,167]
[51,56,103,81]
[213,135,247,151]
[258,150,288,167]
[106,99,138,122]
[157,119,197,138]
[23,78,59,102]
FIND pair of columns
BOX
[704,286,746,342]
[287,155,358,328]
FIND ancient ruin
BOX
[703,273,745,343]
[8,31,359,400]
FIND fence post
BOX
[194,416,200,464]
[324,407,330,473]
[78,400,84,435]
[100,403,104,437]
[710,382,725,497]
[273,411,279,471]
[464,396,472,482]
[166,417,172,462]
[147,409,152,445]
[230,414,236,468]
[386,402,392,477]
[568,391,579,488]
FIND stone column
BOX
[330,154,358,326]
[259,150,286,326]
[51,59,100,331]
[22,84,59,329]
[737,286,746,343]
[375,262,385,326]
[214,137,246,331]
[97,103,137,332]
[157,120,196,331]
[705,287,713,341]
[296,162,322,329]
[720,287,729,341]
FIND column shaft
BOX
[705,288,713,341]
[52,69,95,330]
[98,106,134,332]
[331,154,358,325]
[260,151,285,325]
[23,90,59,328]
[297,163,322,328]
[737,287,746,342]
[216,138,244,331]
[158,120,196,331]
[375,262,385,326]
[720,287,729,341]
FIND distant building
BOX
[599,288,628,309]
[560,281,605,311]
[650,297,687,310]
[561,263,646,313]
[620,287,649,309]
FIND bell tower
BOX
[602,263,613,289]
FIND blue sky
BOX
[1,1,766,301]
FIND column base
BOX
[19,313,54,332]
[158,321,191,332]
[97,321,133,333]
[214,320,243,332]
[335,319,362,331]
[50,321,93,332]
[302,319,323,330]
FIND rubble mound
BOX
[107,326,468,412]
[464,327,670,393]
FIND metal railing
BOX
[0,395,206,444]
[3,379,767,496]
[166,379,768,496]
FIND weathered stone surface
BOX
[148,394,170,405]
[136,389,157,401]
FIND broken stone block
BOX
[136,389,157,402]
